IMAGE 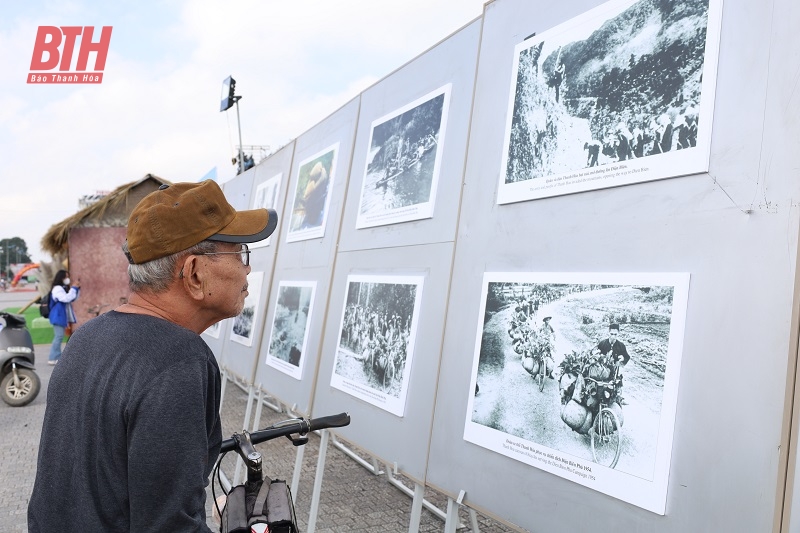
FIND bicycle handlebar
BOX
[219,412,350,453]
[584,376,615,386]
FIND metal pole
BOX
[408,483,425,533]
[444,498,459,533]
[306,429,330,533]
[235,97,244,175]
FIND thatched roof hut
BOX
[41,174,171,257]
[39,174,171,327]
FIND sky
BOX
[1,0,487,264]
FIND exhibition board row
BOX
[204,0,800,531]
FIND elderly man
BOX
[29,181,277,532]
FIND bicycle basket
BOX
[221,479,298,533]
[593,382,615,403]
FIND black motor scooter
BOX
[0,311,40,406]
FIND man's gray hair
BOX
[123,240,219,293]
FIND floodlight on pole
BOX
[220,75,245,175]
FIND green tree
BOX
[0,237,32,278]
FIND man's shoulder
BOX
[86,312,212,355]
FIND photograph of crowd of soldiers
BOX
[583,108,698,167]
[504,0,712,182]
[336,280,419,394]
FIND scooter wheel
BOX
[1,368,41,407]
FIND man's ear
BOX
[180,255,205,301]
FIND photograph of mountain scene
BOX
[498,0,721,203]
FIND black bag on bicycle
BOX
[221,478,298,533]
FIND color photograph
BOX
[498,0,722,203]
[330,274,424,416]
[464,271,689,514]
[287,145,339,243]
[265,281,317,380]
[356,85,451,228]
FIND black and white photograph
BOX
[251,173,281,248]
[203,319,222,339]
[265,281,317,380]
[356,85,451,228]
[330,274,424,416]
[464,272,689,514]
[497,0,722,204]
[287,145,339,243]
[230,271,264,347]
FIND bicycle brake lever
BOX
[285,434,309,447]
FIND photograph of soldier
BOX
[357,85,451,228]
[466,273,688,486]
[265,281,316,379]
[498,0,721,203]
[287,146,338,242]
[331,275,424,416]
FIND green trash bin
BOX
[30,316,55,345]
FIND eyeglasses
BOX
[195,243,251,266]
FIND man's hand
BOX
[212,495,226,525]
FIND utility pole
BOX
[220,76,245,175]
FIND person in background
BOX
[47,269,80,365]
[584,140,602,167]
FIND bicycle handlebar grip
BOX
[308,412,351,431]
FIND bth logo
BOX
[28,26,112,84]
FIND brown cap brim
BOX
[211,208,278,244]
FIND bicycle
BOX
[558,352,624,468]
[214,412,351,533]
[521,334,552,392]
[584,367,623,468]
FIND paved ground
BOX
[0,344,518,532]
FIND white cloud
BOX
[1,0,486,262]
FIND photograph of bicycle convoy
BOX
[469,277,679,476]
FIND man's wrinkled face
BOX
[200,243,251,319]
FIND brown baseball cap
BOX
[123,180,278,264]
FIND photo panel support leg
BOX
[385,464,450,525]
[444,498,459,533]
[219,368,228,413]
[306,428,331,533]
[232,384,256,485]
[250,386,264,431]
[408,482,425,533]
[291,444,305,498]
[468,508,481,532]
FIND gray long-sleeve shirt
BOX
[29,311,222,532]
